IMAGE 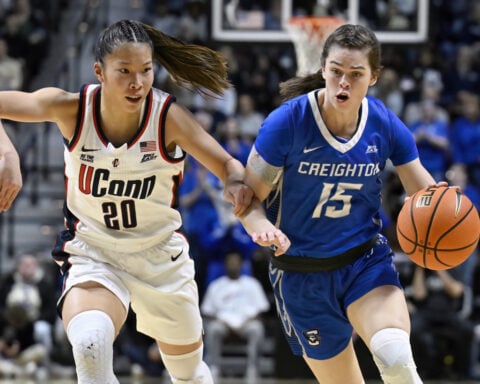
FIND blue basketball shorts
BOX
[269,234,402,360]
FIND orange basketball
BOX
[396,186,480,270]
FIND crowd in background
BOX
[0,0,479,381]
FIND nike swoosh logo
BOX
[171,250,183,261]
[81,145,101,152]
[303,146,324,153]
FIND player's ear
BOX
[94,62,104,82]
[369,70,380,87]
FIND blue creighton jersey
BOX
[254,90,418,257]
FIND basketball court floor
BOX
[0,378,476,384]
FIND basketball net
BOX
[287,16,345,76]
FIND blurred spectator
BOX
[451,0,480,45]
[403,45,444,109]
[235,93,265,144]
[1,0,49,85]
[368,67,404,117]
[179,158,223,298]
[218,45,241,86]
[239,49,285,114]
[177,0,207,43]
[408,266,476,380]
[408,99,450,182]
[383,1,412,31]
[179,109,254,296]
[216,116,251,166]
[403,83,449,127]
[196,158,257,286]
[0,37,23,90]
[446,163,480,216]
[191,86,237,124]
[0,254,57,359]
[143,2,179,37]
[449,91,480,189]
[0,253,57,379]
[180,157,256,289]
[201,251,270,381]
[442,45,480,106]
[0,302,49,379]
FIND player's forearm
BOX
[0,124,20,177]
[223,157,245,185]
[238,198,274,235]
[0,123,18,159]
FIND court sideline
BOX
[0,378,476,384]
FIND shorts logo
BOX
[171,250,183,261]
[303,329,321,346]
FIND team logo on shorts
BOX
[303,329,321,346]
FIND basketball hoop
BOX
[287,16,345,76]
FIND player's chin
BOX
[123,98,144,113]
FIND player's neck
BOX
[319,103,360,140]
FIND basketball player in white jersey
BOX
[0,19,291,384]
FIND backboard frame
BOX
[211,0,429,43]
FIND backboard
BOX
[212,0,429,43]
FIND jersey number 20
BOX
[102,200,137,229]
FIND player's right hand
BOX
[0,154,22,211]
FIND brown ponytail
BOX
[140,22,231,96]
[279,71,324,101]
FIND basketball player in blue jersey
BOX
[0,19,265,384]
[238,24,443,384]
[0,125,21,211]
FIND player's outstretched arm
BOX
[0,123,22,211]
[238,197,290,256]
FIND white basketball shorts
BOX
[58,231,202,345]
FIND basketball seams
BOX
[434,199,474,249]
[395,198,418,256]
[426,187,450,267]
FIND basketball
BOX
[396,186,480,270]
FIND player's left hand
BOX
[224,180,254,216]
[405,181,458,203]
[252,229,291,256]
[432,180,460,192]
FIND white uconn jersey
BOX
[63,84,184,252]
